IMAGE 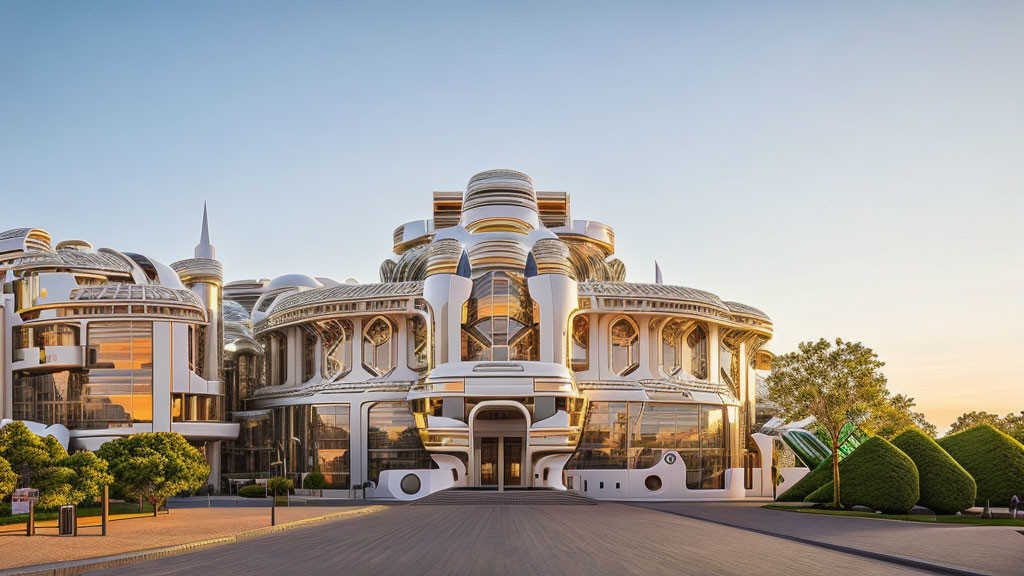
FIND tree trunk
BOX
[831,439,841,509]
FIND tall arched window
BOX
[720,337,740,394]
[302,329,317,382]
[362,317,396,376]
[570,315,589,372]
[661,319,686,376]
[688,325,708,380]
[461,271,539,362]
[271,332,287,385]
[407,316,429,371]
[610,317,639,376]
[318,319,352,381]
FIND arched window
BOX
[661,319,686,376]
[609,317,639,376]
[720,337,740,394]
[407,316,429,371]
[687,325,708,380]
[362,317,396,376]
[461,271,539,362]
[318,319,352,381]
[570,315,589,372]
[271,332,287,386]
[302,329,317,382]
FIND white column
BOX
[527,274,578,365]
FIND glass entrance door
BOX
[479,437,499,487]
[503,437,523,488]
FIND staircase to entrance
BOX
[412,488,597,506]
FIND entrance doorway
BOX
[471,406,528,491]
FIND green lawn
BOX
[0,502,156,526]
[763,504,1024,526]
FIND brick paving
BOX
[0,505,379,571]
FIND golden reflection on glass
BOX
[610,318,639,376]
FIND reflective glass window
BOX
[461,271,539,362]
[688,326,708,380]
[84,321,153,428]
[366,402,434,484]
[407,316,428,371]
[311,404,350,489]
[566,402,628,469]
[317,319,352,381]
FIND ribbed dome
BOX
[461,170,540,233]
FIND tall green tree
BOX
[97,433,211,516]
[948,411,1004,435]
[866,394,936,439]
[0,456,16,499]
[0,422,112,507]
[767,338,889,508]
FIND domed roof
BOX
[463,169,538,212]
[223,299,251,323]
[267,274,323,291]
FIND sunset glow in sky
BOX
[2,1,1021,432]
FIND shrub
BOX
[268,476,293,496]
[304,471,326,492]
[803,436,918,514]
[777,459,833,502]
[937,424,1024,507]
[238,484,267,498]
[892,429,975,514]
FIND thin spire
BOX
[654,260,663,285]
[194,202,216,259]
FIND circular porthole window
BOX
[401,473,421,495]
[644,475,663,492]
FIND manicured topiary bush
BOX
[777,458,833,502]
[238,484,267,498]
[803,437,918,514]
[892,429,976,514]
[937,424,1024,507]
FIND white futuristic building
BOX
[1,170,784,500]
[222,170,779,500]
[0,210,238,486]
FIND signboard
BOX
[12,488,39,515]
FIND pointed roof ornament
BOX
[194,202,216,259]
[655,260,663,285]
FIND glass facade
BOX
[567,401,728,489]
[310,404,350,489]
[367,401,434,484]
[461,271,539,362]
[720,339,740,394]
[84,321,153,427]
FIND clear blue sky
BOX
[2,1,1022,431]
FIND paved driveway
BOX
[633,501,1024,576]
[88,502,932,576]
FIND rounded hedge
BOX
[937,424,1024,507]
[777,458,833,502]
[892,429,976,514]
[804,436,919,514]
[238,484,267,498]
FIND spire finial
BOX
[195,202,216,259]
[655,260,663,285]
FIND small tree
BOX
[767,338,889,508]
[97,433,210,516]
[0,456,16,500]
[948,411,1004,435]
[268,476,293,499]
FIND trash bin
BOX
[58,505,77,536]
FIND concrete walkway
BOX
[87,502,931,576]
[633,501,1024,576]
